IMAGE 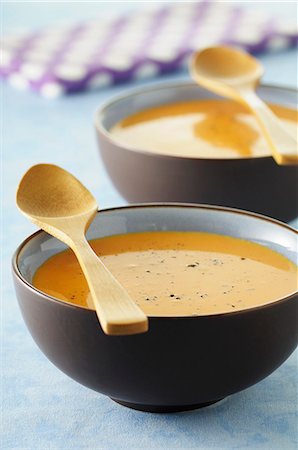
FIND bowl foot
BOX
[110,398,225,413]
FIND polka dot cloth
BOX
[1,2,297,98]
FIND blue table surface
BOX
[2,2,298,449]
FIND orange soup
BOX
[33,231,297,316]
[110,99,298,158]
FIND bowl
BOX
[12,204,298,413]
[95,82,298,222]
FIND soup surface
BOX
[110,99,298,158]
[33,231,297,316]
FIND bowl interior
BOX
[96,82,297,135]
[16,205,297,307]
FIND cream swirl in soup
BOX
[110,99,298,158]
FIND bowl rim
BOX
[12,202,298,319]
[94,80,298,162]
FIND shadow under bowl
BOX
[12,204,298,413]
[95,82,298,222]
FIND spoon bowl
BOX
[16,164,148,335]
[17,164,97,219]
[190,46,298,165]
[191,46,263,97]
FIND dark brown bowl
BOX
[95,82,298,222]
[12,204,298,413]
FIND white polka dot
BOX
[267,36,290,51]
[162,18,189,34]
[42,32,66,43]
[8,73,29,90]
[154,32,182,48]
[40,82,64,98]
[190,35,218,49]
[276,22,298,35]
[65,44,94,56]
[72,35,104,48]
[2,35,26,49]
[147,47,177,62]
[125,22,152,37]
[21,62,46,80]
[42,28,70,41]
[55,64,87,81]
[49,23,74,33]
[129,14,153,29]
[24,48,55,63]
[0,48,13,67]
[87,72,112,89]
[169,4,194,20]
[134,62,158,80]
[68,41,99,56]
[107,39,139,57]
[234,24,263,45]
[234,33,263,46]
[101,54,133,71]
[84,19,110,29]
[31,36,64,52]
[80,28,109,41]
[71,37,98,48]
[63,51,93,65]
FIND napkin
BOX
[1,1,297,98]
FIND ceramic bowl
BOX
[12,204,298,413]
[95,82,298,222]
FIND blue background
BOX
[2,2,298,449]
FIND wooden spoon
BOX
[16,164,148,336]
[190,46,298,165]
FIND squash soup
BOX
[33,231,297,316]
[110,99,298,158]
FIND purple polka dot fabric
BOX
[1,1,297,98]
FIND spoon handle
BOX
[71,237,148,335]
[241,90,298,165]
